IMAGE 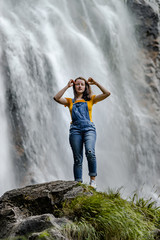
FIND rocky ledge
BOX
[0,181,84,239]
[1,181,160,240]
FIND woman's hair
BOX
[73,77,92,101]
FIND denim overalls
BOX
[68,98,97,182]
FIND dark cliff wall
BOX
[127,0,160,111]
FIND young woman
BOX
[53,77,111,189]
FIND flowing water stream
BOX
[0,59,15,195]
[0,0,159,199]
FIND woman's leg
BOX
[69,129,83,182]
[83,129,97,178]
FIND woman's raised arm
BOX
[88,77,111,103]
[53,79,74,106]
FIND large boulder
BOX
[0,181,84,239]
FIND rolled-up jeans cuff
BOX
[89,173,97,177]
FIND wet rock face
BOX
[128,0,159,53]
[0,181,83,239]
[128,0,160,112]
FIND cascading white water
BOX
[0,0,159,199]
[0,50,15,196]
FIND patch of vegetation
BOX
[63,221,98,240]
[62,185,160,240]
[37,231,50,239]
[130,193,160,228]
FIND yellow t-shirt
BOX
[64,95,98,122]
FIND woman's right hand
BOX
[67,79,75,88]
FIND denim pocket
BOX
[69,124,79,134]
[69,125,74,134]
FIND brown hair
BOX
[73,77,92,101]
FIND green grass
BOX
[63,221,98,240]
[62,185,160,240]
[130,193,160,228]
[38,231,50,239]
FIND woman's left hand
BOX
[88,77,97,85]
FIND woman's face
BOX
[74,79,86,94]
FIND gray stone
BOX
[0,181,83,239]
[128,0,160,113]
[29,228,69,240]
[127,0,159,51]
[11,214,58,236]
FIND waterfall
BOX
[0,0,159,199]
[0,49,15,195]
